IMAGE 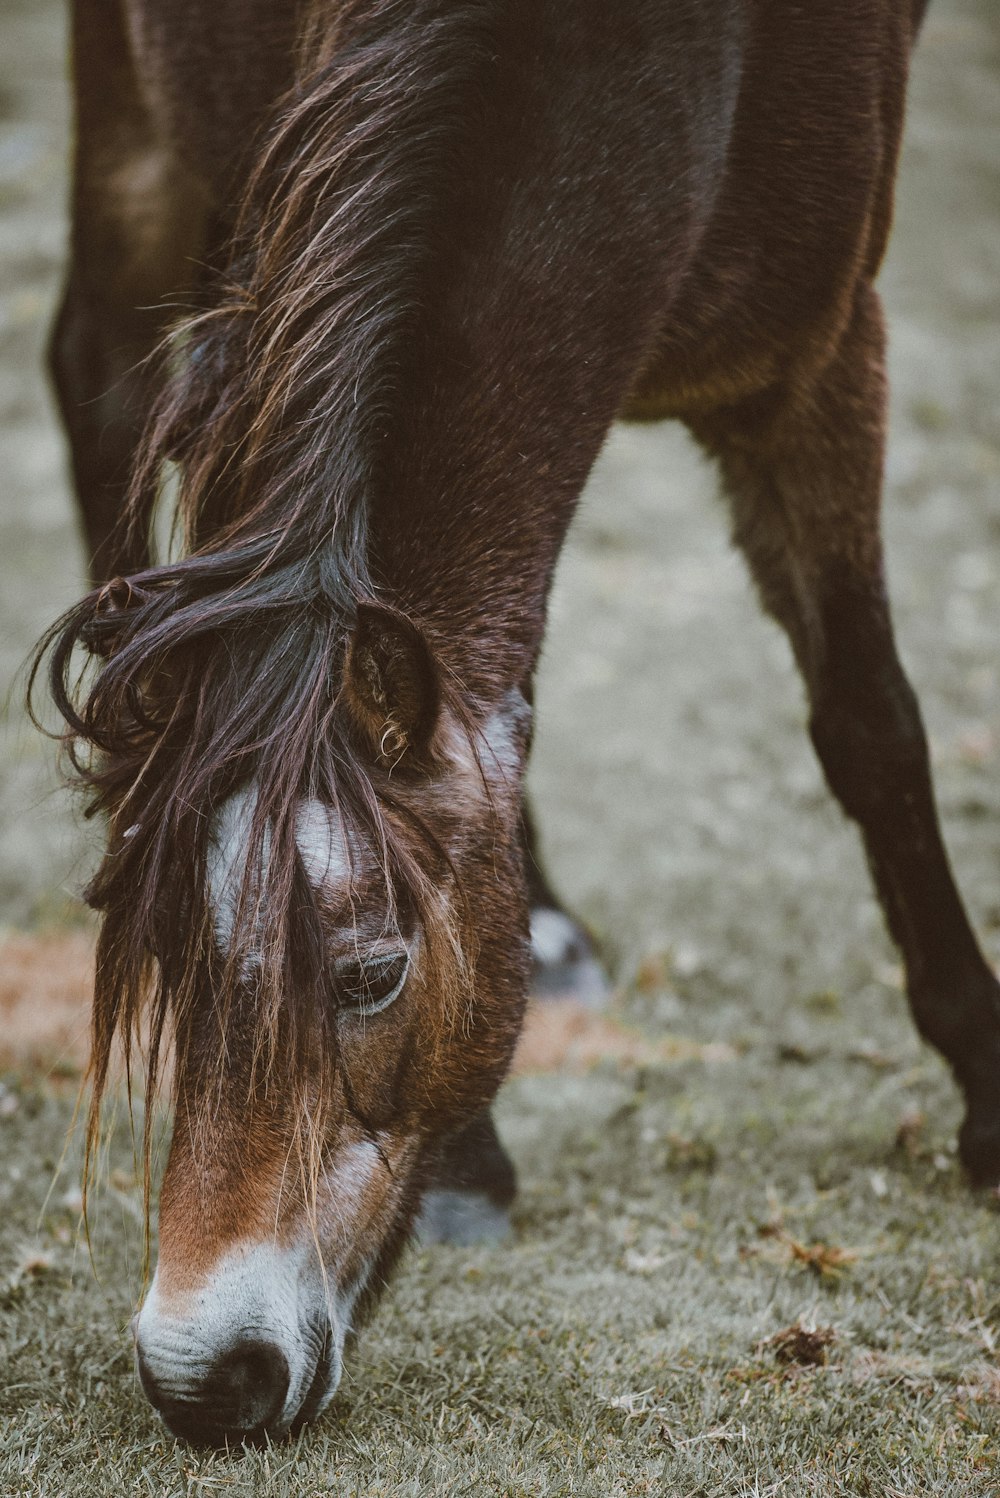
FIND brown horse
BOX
[38,0,997,1450]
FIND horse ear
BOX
[343,605,440,767]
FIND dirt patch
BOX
[0,928,92,1071]
[513,996,736,1073]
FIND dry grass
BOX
[3,931,1000,1496]
[0,930,93,1073]
[514,995,737,1073]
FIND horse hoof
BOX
[529,906,610,1007]
[414,1188,512,1246]
[958,1111,1000,1188]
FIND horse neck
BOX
[366,1,743,701]
[185,0,742,703]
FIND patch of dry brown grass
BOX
[513,995,736,1073]
[0,929,93,1072]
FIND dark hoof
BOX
[529,906,610,1007]
[959,1110,1000,1188]
[413,1188,511,1246]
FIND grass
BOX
[2,954,1000,1498]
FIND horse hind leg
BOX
[51,0,211,583]
[689,282,1000,1185]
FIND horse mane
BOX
[32,0,503,1221]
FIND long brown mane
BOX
[32,0,503,1210]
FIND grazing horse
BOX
[39,0,998,1450]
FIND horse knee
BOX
[49,281,158,578]
[49,283,136,442]
[48,284,90,418]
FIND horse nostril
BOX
[214,1339,291,1432]
[138,1338,291,1446]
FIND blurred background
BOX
[0,0,998,1059]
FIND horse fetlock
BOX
[907,970,1000,1184]
[414,1188,513,1247]
[908,965,1000,1063]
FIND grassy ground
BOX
[2,973,1000,1497]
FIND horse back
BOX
[89,0,921,417]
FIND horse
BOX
[36,0,999,1451]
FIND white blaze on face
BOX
[293,798,355,887]
[206,686,531,950]
[433,687,530,813]
[205,785,261,951]
[478,688,531,787]
[206,789,354,952]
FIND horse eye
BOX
[334,951,409,1015]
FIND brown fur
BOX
[34,0,1000,1443]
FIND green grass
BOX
[2,983,1000,1498]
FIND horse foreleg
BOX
[414,1108,517,1245]
[691,282,1000,1184]
[52,0,211,582]
[520,797,608,1006]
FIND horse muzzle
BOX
[133,1240,342,1446]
